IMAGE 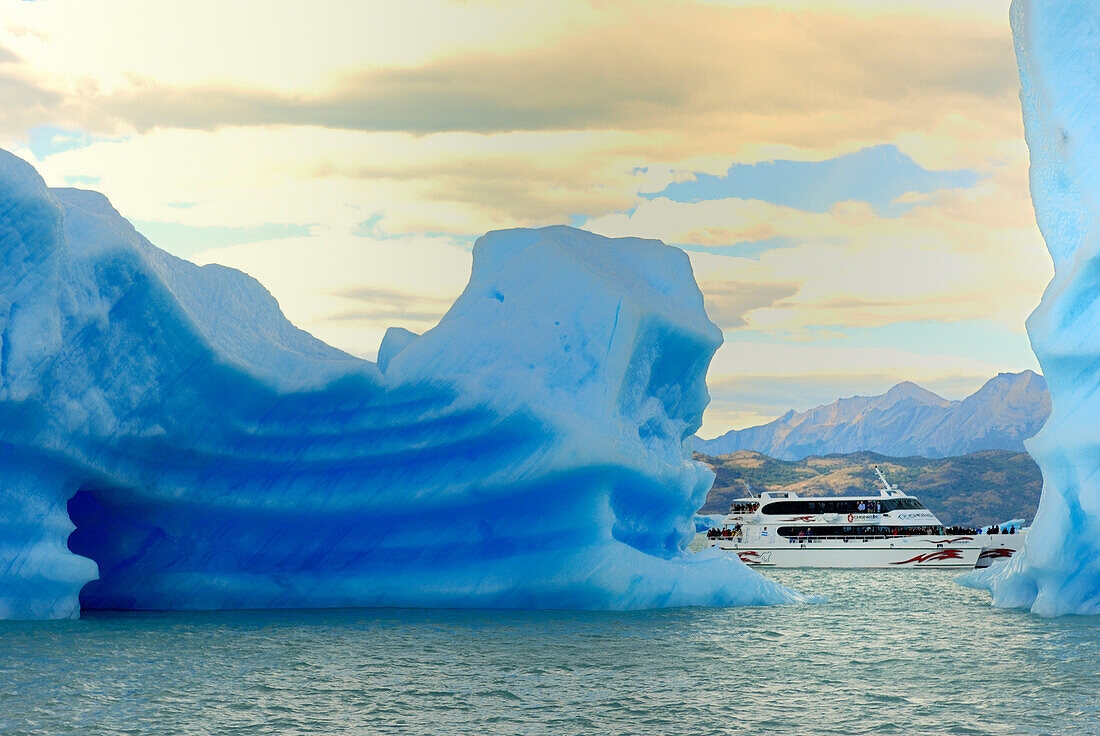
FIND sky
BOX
[0,0,1050,437]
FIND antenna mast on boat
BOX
[874,466,897,494]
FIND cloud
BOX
[678,235,797,260]
[335,285,444,304]
[57,4,1016,149]
[327,285,453,324]
[1,21,48,43]
[330,157,637,224]
[326,307,446,323]
[25,126,649,236]
[0,71,65,136]
[700,280,800,329]
[585,189,1050,335]
[3,3,1030,240]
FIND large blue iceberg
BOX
[0,150,796,619]
[961,0,1100,616]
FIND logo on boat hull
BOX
[977,548,1014,560]
[890,549,964,565]
[737,551,772,564]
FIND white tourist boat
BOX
[707,468,985,568]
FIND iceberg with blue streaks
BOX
[0,149,796,619]
[961,0,1100,615]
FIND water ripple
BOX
[1,571,1098,735]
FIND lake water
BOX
[2,568,1098,735]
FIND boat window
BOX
[778,525,944,538]
[762,497,926,515]
[878,498,925,511]
[762,500,871,515]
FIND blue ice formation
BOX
[0,150,797,619]
[693,514,726,533]
[960,0,1100,616]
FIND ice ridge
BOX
[960,0,1100,616]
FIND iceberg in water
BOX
[0,150,796,619]
[960,0,1100,615]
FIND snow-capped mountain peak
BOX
[697,371,1049,460]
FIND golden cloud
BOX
[701,280,801,329]
[62,4,1018,152]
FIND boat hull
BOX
[710,537,984,568]
[973,532,1026,568]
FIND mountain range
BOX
[697,371,1050,460]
